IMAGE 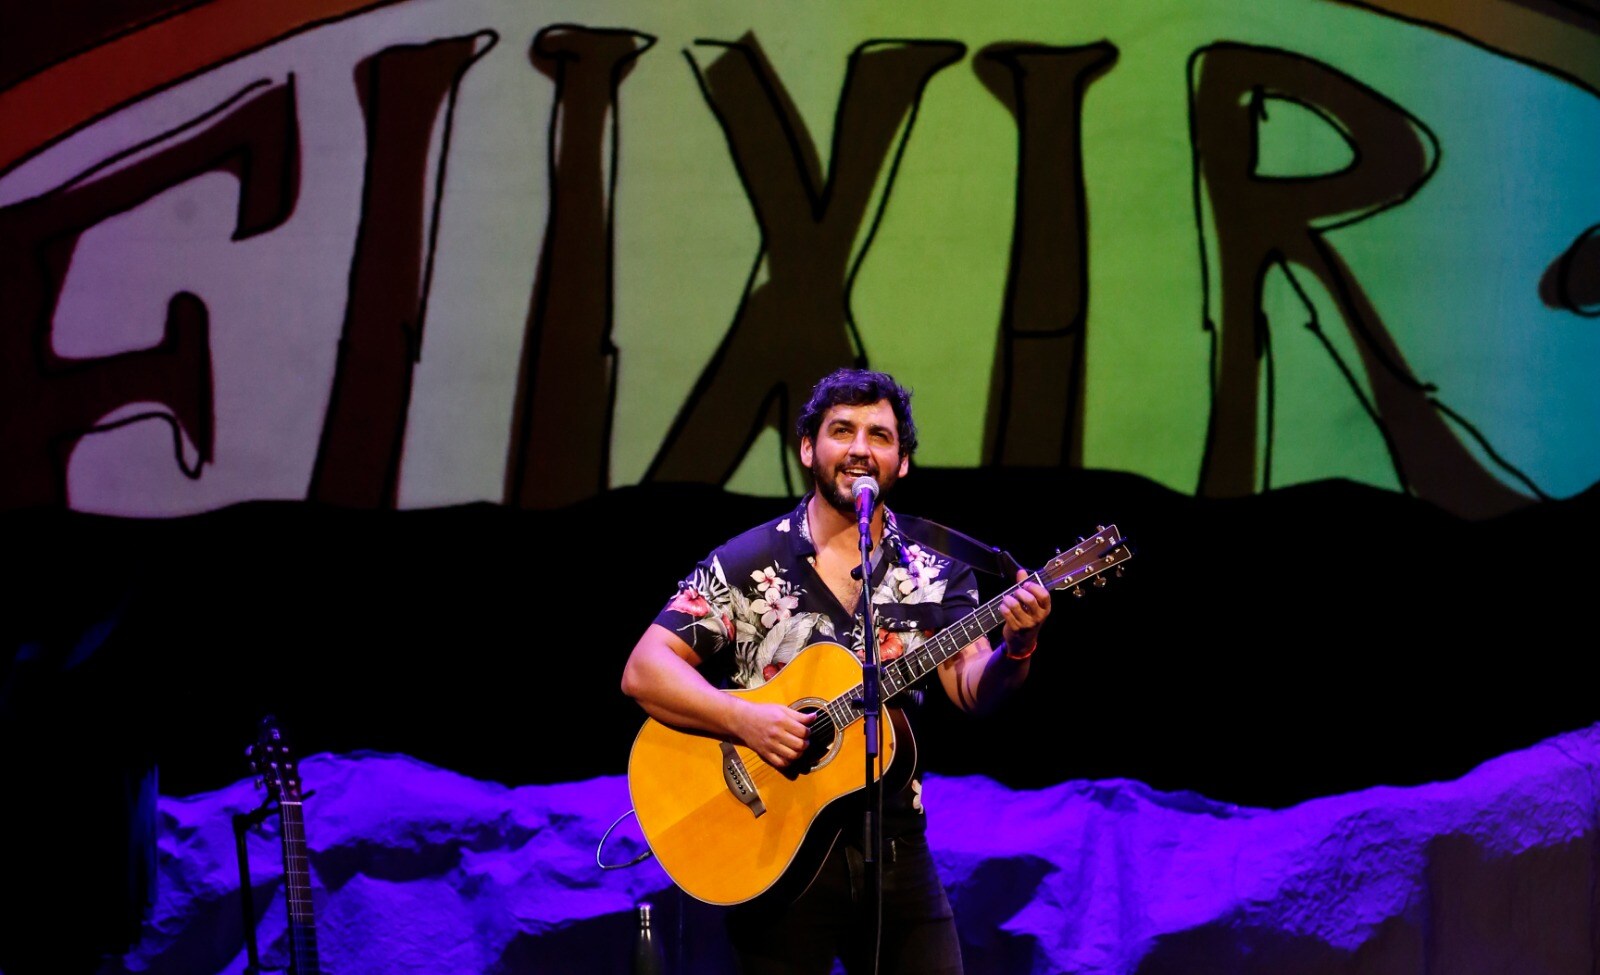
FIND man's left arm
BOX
[937,568,1052,714]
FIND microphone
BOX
[852,476,879,539]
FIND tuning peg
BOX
[1093,575,1107,587]
[1072,585,1085,598]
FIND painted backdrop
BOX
[2,1,1598,972]
[3,0,1596,518]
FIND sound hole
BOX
[787,698,840,778]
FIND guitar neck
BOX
[815,574,1040,733]
[882,576,1037,699]
[279,800,321,975]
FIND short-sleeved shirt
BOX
[652,493,983,834]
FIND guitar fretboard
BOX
[280,800,321,975]
[811,574,1040,739]
[801,526,1127,749]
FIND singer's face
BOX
[800,400,911,514]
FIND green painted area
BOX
[596,1,1599,500]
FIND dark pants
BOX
[726,830,963,975]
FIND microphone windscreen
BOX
[851,476,879,502]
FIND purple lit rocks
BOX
[104,723,1600,974]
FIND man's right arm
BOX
[621,623,815,768]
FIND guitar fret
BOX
[249,722,325,975]
[817,551,1121,736]
[823,582,1028,729]
[278,799,319,969]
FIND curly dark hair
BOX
[795,368,918,457]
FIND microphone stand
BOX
[855,496,884,965]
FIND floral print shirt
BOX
[653,493,982,828]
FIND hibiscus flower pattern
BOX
[668,558,736,645]
[666,556,834,689]
[658,501,973,692]
[848,537,953,665]
[749,566,799,628]
[884,543,946,603]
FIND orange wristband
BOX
[1002,641,1035,661]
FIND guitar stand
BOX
[233,790,316,974]
[233,802,273,975]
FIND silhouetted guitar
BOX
[248,716,322,975]
[628,525,1132,905]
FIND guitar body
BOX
[628,641,912,906]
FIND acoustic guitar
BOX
[247,716,322,975]
[628,525,1132,905]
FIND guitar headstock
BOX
[247,715,305,804]
[1037,525,1133,596]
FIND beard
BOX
[809,455,895,516]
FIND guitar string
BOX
[731,547,1119,790]
[280,796,321,969]
[258,727,320,970]
[652,541,1121,896]
[734,576,1041,789]
[736,580,1032,791]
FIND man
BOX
[621,368,1051,975]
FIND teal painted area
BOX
[609,1,1599,503]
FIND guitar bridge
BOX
[719,741,766,818]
